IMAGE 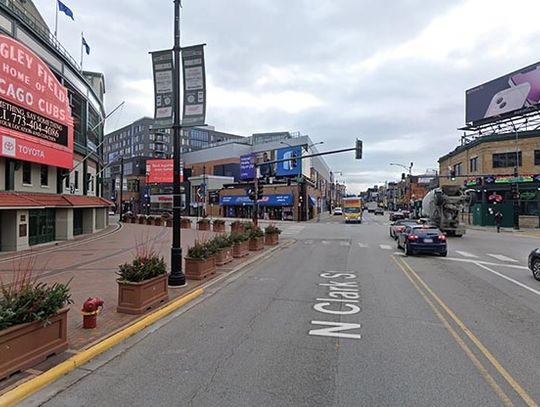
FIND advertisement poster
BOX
[240,153,256,180]
[182,45,206,127]
[146,159,184,183]
[151,50,174,129]
[276,146,302,176]
[0,35,74,168]
[466,61,540,124]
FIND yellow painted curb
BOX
[0,288,204,407]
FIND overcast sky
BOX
[32,0,540,193]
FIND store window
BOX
[22,162,31,184]
[493,152,521,168]
[535,150,540,166]
[40,165,48,186]
[453,162,463,176]
[469,157,478,172]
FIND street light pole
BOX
[169,0,186,287]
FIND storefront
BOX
[220,194,295,221]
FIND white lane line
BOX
[475,262,540,297]
[304,240,314,245]
[340,241,351,246]
[487,253,519,263]
[393,252,405,256]
[455,250,479,258]
[379,244,393,250]
[442,257,528,270]
[358,243,368,248]
[322,240,331,245]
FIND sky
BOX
[31,0,540,193]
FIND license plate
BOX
[424,238,433,243]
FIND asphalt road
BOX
[25,213,540,406]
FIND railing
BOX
[0,0,82,71]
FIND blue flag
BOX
[57,1,74,20]
[82,36,90,55]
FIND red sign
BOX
[0,35,74,168]
[146,159,184,183]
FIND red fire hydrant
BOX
[81,297,104,329]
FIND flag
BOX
[57,0,74,20]
[82,36,90,55]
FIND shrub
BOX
[229,232,248,245]
[117,235,167,282]
[265,224,282,234]
[187,241,214,259]
[213,219,225,225]
[248,227,264,240]
[211,235,232,249]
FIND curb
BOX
[0,288,204,407]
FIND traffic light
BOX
[450,169,456,181]
[355,139,363,160]
[401,173,406,181]
[257,184,263,200]
[247,188,255,201]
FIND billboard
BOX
[466,61,540,125]
[146,159,183,183]
[240,153,255,180]
[239,150,276,180]
[0,35,74,168]
[276,146,302,176]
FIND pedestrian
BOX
[494,211,503,233]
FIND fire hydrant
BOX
[81,297,104,329]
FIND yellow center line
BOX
[391,256,514,406]
[394,256,538,407]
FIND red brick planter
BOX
[197,222,211,231]
[230,223,245,234]
[145,218,154,226]
[0,308,69,380]
[154,218,163,226]
[213,222,226,233]
[185,257,216,280]
[215,247,233,266]
[232,241,249,258]
[138,217,145,224]
[249,237,264,251]
[180,219,192,229]
[117,274,169,315]
[165,219,173,227]
[265,233,279,245]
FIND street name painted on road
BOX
[309,271,361,340]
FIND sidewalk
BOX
[0,221,288,396]
[466,224,540,238]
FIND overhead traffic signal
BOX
[355,139,363,160]
[257,184,264,200]
[247,188,255,201]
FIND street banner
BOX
[151,50,174,129]
[182,44,206,127]
[0,35,74,168]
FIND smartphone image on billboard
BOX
[283,151,297,171]
[484,82,530,118]
[510,64,540,104]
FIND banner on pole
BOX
[182,44,206,127]
[151,50,174,129]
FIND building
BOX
[438,130,540,228]
[0,0,111,252]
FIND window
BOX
[22,162,32,184]
[65,172,70,188]
[74,170,79,190]
[535,150,540,166]
[493,152,522,168]
[469,157,478,172]
[40,165,48,186]
[453,162,463,176]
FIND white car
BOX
[333,207,343,216]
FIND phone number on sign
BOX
[0,100,68,145]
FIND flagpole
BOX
[80,32,84,69]
[54,0,58,37]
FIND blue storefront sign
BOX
[240,153,256,180]
[276,146,302,177]
[220,194,293,206]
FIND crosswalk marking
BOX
[487,254,519,263]
[322,240,330,244]
[379,244,393,250]
[455,250,479,258]
[358,243,368,248]
[304,240,314,245]
[340,241,351,246]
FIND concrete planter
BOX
[185,257,216,280]
[249,237,264,251]
[0,308,69,380]
[180,219,192,229]
[232,241,249,258]
[265,233,279,246]
[230,223,245,234]
[117,274,169,315]
[215,247,233,266]
[197,222,211,231]
[213,222,226,233]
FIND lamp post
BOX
[169,0,186,288]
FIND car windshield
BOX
[343,207,360,213]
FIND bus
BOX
[342,197,363,223]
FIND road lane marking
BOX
[379,244,392,250]
[304,240,314,245]
[455,250,479,258]
[358,243,368,248]
[322,240,330,244]
[340,241,351,246]
[474,262,540,297]
[487,254,519,263]
[395,256,537,407]
[442,257,528,270]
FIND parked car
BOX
[389,219,418,239]
[389,211,406,221]
[374,207,384,215]
[529,248,540,280]
[333,207,343,216]
[397,225,447,257]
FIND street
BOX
[25,213,540,406]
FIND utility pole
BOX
[169,0,186,287]
[119,155,124,219]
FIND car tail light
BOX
[397,226,404,232]
[438,235,446,241]
[408,235,419,241]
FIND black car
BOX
[529,249,540,280]
[389,211,406,221]
[397,225,447,257]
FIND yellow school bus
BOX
[342,197,363,223]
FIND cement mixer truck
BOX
[421,186,473,237]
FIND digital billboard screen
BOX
[275,146,302,177]
[146,159,183,183]
[466,61,540,125]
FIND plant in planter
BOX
[116,238,169,314]
[161,212,173,227]
[0,259,72,380]
[264,224,282,245]
[230,220,245,234]
[138,215,146,224]
[180,217,192,229]
[212,219,226,233]
[243,221,255,233]
[210,235,233,266]
[153,217,163,226]
[145,215,155,225]
[185,241,217,280]
[248,227,265,251]
[121,213,134,223]
[197,217,211,231]
[229,232,249,258]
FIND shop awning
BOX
[0,192,113,209]
[220,194,294,206]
